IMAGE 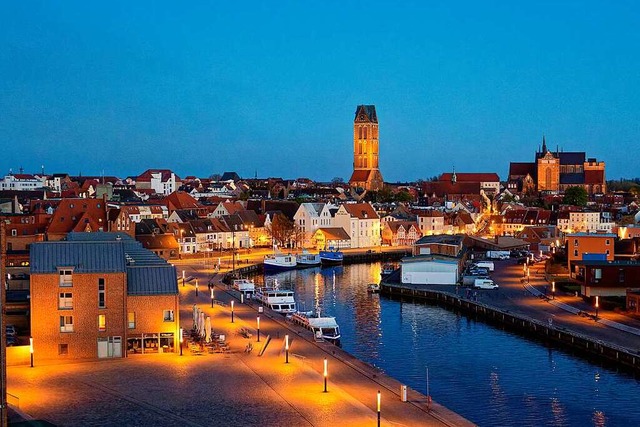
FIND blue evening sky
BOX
[1,1,638,182]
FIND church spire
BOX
[451,166,457,184]
[542,135,547,153]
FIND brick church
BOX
[349,105,384,191]
[508,137,606,195]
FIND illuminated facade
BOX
[349,105,384,191]
[29,232,179,363]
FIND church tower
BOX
[348,105,384,191]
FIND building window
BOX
[59,269,73,287]
[574,239,578,246]
[606,239,610,245]
[98,278,106,308]
[594,269,602,280]
[11,229,17,236]
[58,292,73,309]
[619,269,625,283]
[58,344,69,355]
[163,310,174,322]
[98,314,106,331]
[60,315,74,332]
[128,312,136,329]
[574,249,578,257]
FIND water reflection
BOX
[258,263,640,426]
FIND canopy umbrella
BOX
[192,304,198,329]
[199,311,206,337]
[205,316,212,343]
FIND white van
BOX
[473,261,495,272]
[474,278,498,289]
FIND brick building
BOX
[566,232,616,271]
[349,105,384,191]
[30,232,179,363]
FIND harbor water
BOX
[256,262,640,427]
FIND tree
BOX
[331,177,344,185]
[395,190,413,203]
[209,173,222,182]
[563,186,588,206]
[265,213,296,247]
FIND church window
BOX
[358,127,362,139]
[363,127,367,139]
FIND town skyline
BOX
[2,2,638,181]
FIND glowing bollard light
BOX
[285,335,289,364]
[195,279,199,297]
[323,358,328,392]
[179,327,184,356]
[595,295,599,320]
[231,300,235,323]
[211,288,214,308]
[182,270,185,287]
[377,390,381,427]
[256,316,261,342]
[551,281,556,300]
[30,337,34,368]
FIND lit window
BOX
[163,310,174,322]
[98,314,106,331]
[59,269,73,287]
[128,312,136,329]
[58,292,73,309]
[60,315,74,332]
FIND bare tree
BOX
[265,213,296,248]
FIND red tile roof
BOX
[439,173,500,182]
[349,170,371,182]
[342,203,379,219]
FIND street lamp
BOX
[179,327,183,356]
[323,358,328,392]
[256,316,261,342]
[231,300,235,323]
[285,335,289,364]
[30,337,34,368]
[595,296,599,320]
[195,279,199,297]
[527,268,530,284]
[210,287,214,308]
[182,270,185,287]
[551,281,556,300]
[377,390,381,427]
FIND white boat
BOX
[367,283,380,293]
[264,245,297,271]
[291,311,341,343]
[233,278,255,295]
[297,250,321,267]
[254,282,297,314]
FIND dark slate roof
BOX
[559,152,585,165]
[354,105,378,123]
[220,172,240,181]
[31,232,177,295]
[30,241,126,274]
[126,265,178,295]
[560,173,585,185]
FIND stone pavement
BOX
[7,259,472,427]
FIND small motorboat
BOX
[367,283,380,293]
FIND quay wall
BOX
[382,283,640,373]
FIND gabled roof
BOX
[165,191,200,210]
[316,227,351,240]
[46,198,107,235]
[349,170,371,182]
[341,203,379,220]
[136,169,180,182]
[30,240,126,273]
[354,105,377,123]
[439,173,500,182]
[508,162,536,178]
